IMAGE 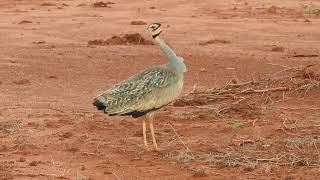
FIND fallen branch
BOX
[81,151,105,156]
[225,80,257,88]
[239,87,289,94]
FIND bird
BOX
[92,23,187,150]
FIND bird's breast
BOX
[141,77,183,110]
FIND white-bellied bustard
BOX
[93,23,186,150]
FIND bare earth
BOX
[1,0,320,179]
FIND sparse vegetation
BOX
[191,166,208,177]
[164,135,320,173]
[0,120,21,136]
[176,150,195,163]
[231,121,245,129]
[304,4,320,16]
[164,64,320,175]
[174,64,320,119]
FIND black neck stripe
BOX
[152,23,161,31]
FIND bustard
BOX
[93,23,186,150]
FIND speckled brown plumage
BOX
[93,65,182,118]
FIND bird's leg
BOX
[148,113,159,150]
[142,118,149,150]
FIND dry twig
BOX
[165,122,194,157]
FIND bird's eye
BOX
[148,23,161,31]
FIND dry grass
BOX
[176,150,195,163]
[165,134,320,172]
[304,3,320,16]
[0,161,13,179]
[0,120,21,137]
[165,64,320,172]
[190,166,208,177]
[174,64,320,119]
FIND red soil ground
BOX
[0,0,320,179]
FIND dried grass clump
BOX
[0,120,21,136]
[174,64,320,118]
[190,137,320,170]
[88,33,153,46]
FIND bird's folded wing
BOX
[98,68,176,114]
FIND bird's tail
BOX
[92,96,107,111]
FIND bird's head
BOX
[147,23,162,39]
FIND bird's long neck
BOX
[153,36,186,73]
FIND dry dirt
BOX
[1,0,320,179]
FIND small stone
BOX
[271,45,284,52]
[62,132,72,138]
[29,160,38,166]
[18,20,32,24]
[104,171,112,174]
[130,21,147,25]
[17,157,26,162]
[200,68,207,72]
[304,19,311,22]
